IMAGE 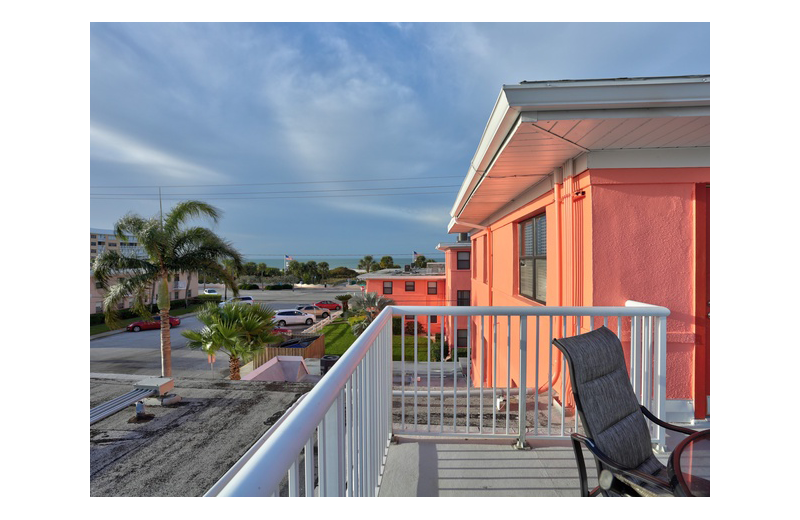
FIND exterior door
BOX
[695,184,710,419]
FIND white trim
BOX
[585,147,710,169]
[450,76,711,221]
[664,399,696,424]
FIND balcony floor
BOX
[378,437,673,497]
[380,437,595,497]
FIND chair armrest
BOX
[639,406,699,436]
[571,433,674,495]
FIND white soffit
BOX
[449,76,710,233]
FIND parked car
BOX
[272,327,292,338]
[314,300,342,311]
[296,304,330,318]
[203,288,218,295]
[272,310,315,327]
[219,296,254,307]
[127,315,181,332]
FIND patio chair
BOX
[552,326,698,497]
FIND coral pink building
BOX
[359,238,472,349]
[448,76,710,422]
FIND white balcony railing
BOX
[207,302,669,497]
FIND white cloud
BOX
[90,124,230,184]
[326,199,450,228]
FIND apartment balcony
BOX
[207,303,693,497]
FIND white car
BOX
[203,288,218,295]
[219,296,254,307]
[272,309,315,326]
[295,304,330,319]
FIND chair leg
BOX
[571,436,590,497]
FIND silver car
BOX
[272,310,315,326]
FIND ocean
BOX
[242,255,443,270]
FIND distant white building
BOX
[90,228,198,314]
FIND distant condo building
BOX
[90,228,198,314]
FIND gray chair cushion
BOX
[554,326,654,470]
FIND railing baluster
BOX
[304,437,314,497]
[452,314,457,433]
[533,315,540,438]
[492,315,497,435]
[414,317,418,430]
[480,314,484,434]
[506,315,511,435]
[440,313,444,433]
[516,315,527,449]
[466,316,472,434]
[427,318,431,432]
[401,312,405,430]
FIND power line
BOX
[90,184,461,196]
[90,174,464,189]
[90,191,454,200]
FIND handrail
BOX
[389,305,670,317]
[213,308,393,496]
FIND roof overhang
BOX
[448,76,710,234]
[436,242,472,251]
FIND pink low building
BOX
[448,76,710,422]
[359,239,472,349]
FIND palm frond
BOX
[163,200,221,236]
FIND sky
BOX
[89,22,711,262]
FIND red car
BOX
[127,315,181,332]
[314,300,342,311]
[273,327,293,338]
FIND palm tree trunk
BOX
[229,356,241,380]
[158,275,172,378]
[185,271,192,307]
[160,307,172,378]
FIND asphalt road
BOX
[89,285,361,379]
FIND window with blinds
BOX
[519,213,546,303]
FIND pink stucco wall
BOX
[365,277,446,334]
[466,167,710,416]
[589,168,709,402]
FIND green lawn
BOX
[320,319,441,361]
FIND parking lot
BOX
[90,285,359,379]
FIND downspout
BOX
[488,228,493,308]
[554,167,564,311]
[544,168,565,395]
[452,219,487,386]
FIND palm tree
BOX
[318,262,330,285]
[350,291,395,336]
[335,293,352,312]
[358,255,375,273]
[413,254,428,268]
[182,302,281,380]
[379,255,396,269]
[93,200,243,378]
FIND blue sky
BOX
[90,22,710,261]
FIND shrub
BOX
[405,320,425,335]
[266,283,293,290]
[392,316,402,335]
[348,314,367,327]
[194,294,222,303]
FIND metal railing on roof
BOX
[208,302,669,497]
